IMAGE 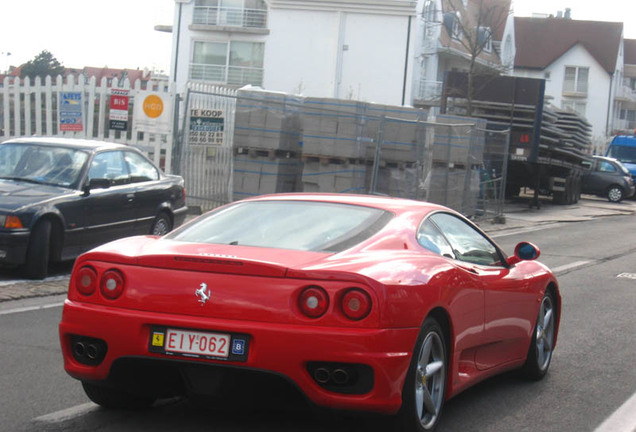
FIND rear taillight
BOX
[298,286,329,318]
[100,269,125,300]
[341,289,372,320]
[75,266,98,296]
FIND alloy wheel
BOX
[414,331,446,429]
[535,295,555,371]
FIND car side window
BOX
[428,213,502,266]
[125,151,159,183]
[88,151,130,186]
[417,219,455,258]
[598,161,616,173]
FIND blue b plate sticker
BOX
[231,339,246,356]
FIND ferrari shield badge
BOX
[195,283,211,306]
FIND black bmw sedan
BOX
[0,137,187,279]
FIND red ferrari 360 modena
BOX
[59,193,560,431]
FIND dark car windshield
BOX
[0,143,89,188]
[607,145,636,164]
[166,200,393,252]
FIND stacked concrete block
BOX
[373,164,420,199]
[301,97,368,159]
[301,157,367,194]
[364,104,429,163]
[234,89,302,152]
[233,149,302,198]
[425,166,480,216]
[432,115,486,166]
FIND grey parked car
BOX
[581,155,635,202]
[0,137,187,279]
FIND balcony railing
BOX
[616,82,636,102]
[418,79,443,102]
[193,6,267,28]
[189,63,264,87]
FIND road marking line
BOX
[551,260,592,273]
[0,302,64,316]
[594,391,636,432]
[33,403,98,424]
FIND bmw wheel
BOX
[522,290,557,380]
[397,317,447,431]
[607,185,623,203]
[150,212,172,236]
[23,219,51,279]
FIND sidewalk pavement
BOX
[2,195,635,303]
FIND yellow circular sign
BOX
[143,95,164,119]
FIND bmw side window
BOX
[125,152,159,183]
[417,219,455,258]
[429,213,502,266]
[88,151,130,186]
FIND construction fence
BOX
[172,86,510,221]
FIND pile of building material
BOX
[231,89,487,215]
[232,89,303,197]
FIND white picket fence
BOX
[0,74,176,173]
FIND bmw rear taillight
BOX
[298,286,329,318]
[341,289,372,320]
[75,266,98,296]
[100,270,125,300]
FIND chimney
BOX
[564,8,571,19]
[556,10,563,18]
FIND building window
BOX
[193,0,267,28]
[563,66,589,94]
[190,41,264,86]
[423,0,437,22]
[562,99,586,117]
[443,12,462,40]
[477,26,492,52]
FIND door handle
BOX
[126,193,135,202]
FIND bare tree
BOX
[441,0,510,115]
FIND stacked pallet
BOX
[231,90,486,215]
[300,98,368,193]
[232,89,303,197]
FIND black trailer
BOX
[441,72,592,207]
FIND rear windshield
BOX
[166,200,393,252]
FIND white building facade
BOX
[170,0,419,106]
[511,17,624,150]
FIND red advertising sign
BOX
[109,89,129,131]
[110,94,129,111]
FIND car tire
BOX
[150,212,172,236]
[23,219,51,280]
[522,290,557,380]
[395,317,447,431]
[607,185,623,203]
[82,382,156,410]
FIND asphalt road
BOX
[1,214,636,431]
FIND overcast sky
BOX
[1,0,635,74]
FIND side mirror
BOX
[506,242,540,266]
[82,178,111,195]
